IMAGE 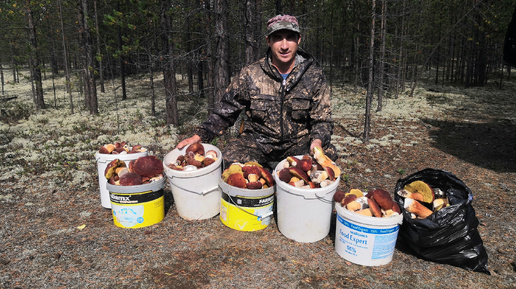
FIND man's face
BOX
[266,30,301,68]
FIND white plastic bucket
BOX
[219,179,275,231]
[273,159,340,243]
[107,177,166,228]
[163,144,222,220]
[95,149,148,209]
[334,203,403,266]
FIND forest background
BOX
[1,0,515,137]
[1,1,516,287]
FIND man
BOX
[176,14,337,168]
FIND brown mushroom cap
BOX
[246,181,263,190]
[185,142,205,156]
[258,167,275,187]
[202,157,216,167]
[333,190,346,203]
[119,172,143,186]
[296,158,313,172]
[242,165,262,179]
[368,198,383,217]
[286,156,301,166]
[342,194,358,207]
[132,155,164,178]
[222,164,243,182]
[324,166,336,181]
[99,146,110,154]
[371,189,395,210]
[278,168,293,183]
[288,167,310,184]
[227,173,247,188]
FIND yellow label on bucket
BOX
[110,189,165,229]
[220,192,274,232]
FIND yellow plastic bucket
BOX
[106,177,166,228]
[219,179,275,232]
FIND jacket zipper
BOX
[280,78,287,141]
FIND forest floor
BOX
[0,71,515,288]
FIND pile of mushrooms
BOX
[397,180,449,219]
[334,188,401,218]
[221,162,275,190]
[276,150,340,189]
[98,142,145,154]
[105,155,164,186]
[167,143,218,171]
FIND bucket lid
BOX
[163,144,222,178]
[106,176,166,194]
[335,202,403,226]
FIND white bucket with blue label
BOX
[335,203,403,266]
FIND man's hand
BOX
[310,139,323,154]
[176,135,201,150]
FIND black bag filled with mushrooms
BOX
[393,168,490,274]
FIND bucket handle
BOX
[315,195,334,204]
[286,189,334,203]
[171,183,220,196]
[226,194,273,221]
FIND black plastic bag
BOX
[394,168,490,274]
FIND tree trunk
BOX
[117,1,127,100]
[275,0,282,15]
[214,0,230,103]
[184,0,194,94]
[255,0,263,57]
[93,0,105,93]
[363,0,376,142]
[245,0,257,65]
[376,0,386,112]
[149,53,156,116]
[205,1,214,112]
[27,4,45,109]
[78,0,98,114]
[58,0,73,114]
[1,64,4,95]
[160,0,178,125]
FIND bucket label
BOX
[221,192,274,207]
[109,189,164,204]
[109,188,165,229]
[336,213,400,264]
[220,191,274,232]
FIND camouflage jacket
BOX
[195,49,333,154]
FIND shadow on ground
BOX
[423,118,516,173]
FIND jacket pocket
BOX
[249,95,277,122]
[290,98,310,121]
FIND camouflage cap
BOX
[266,14,300,36]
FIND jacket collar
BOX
[261,48,314,84]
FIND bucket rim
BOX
[273,156,339,200]
[335,202,403,226]
[163,143,222,178]
[274,174,340,199]
[219,178,275,198]
[106,176,166,194]
[95,149,148,162]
